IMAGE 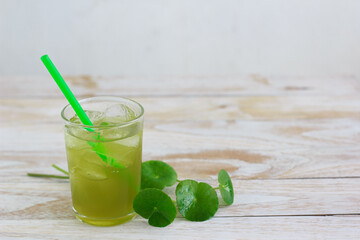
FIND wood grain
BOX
[1,75,359,98]
[1,216,360,240]
[1,144,360,181]
[1,95,360,123]
[1,179,359,219]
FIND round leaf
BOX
[141,160,177,190]
[133,188,177,227]
[218,169,234,205]
[176,180,219,221]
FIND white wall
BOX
[1,0,360,76]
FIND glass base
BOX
[73,208,136,226]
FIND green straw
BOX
[41,55,93,127]
[41,54,121,168]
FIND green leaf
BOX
[141,160,177,190]
[218,169,234,205]
[133,188,177,227]
[176,180,219,221]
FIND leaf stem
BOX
[213,186,220,190]
[176,179,181,183]
[52,164,69,175]
[27,173,69,179]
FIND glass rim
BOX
[61,96,144,129]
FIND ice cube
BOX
[70,115,81,124]
[105,104,136,122]
[69,110,105,125]
[74,150,109,180]
[85,110,105,125]
[72,166,108,181]
[119,134,140,148]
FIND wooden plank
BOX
[1,75,359,98]
[1,96,359,124]
[2,146,360,181]
[1,178,359,219]
[2,111,359,153]
[1,216,360,240]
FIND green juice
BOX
[64,113,143,226]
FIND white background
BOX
[1,0,359,77]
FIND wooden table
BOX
[1,75,359,239]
